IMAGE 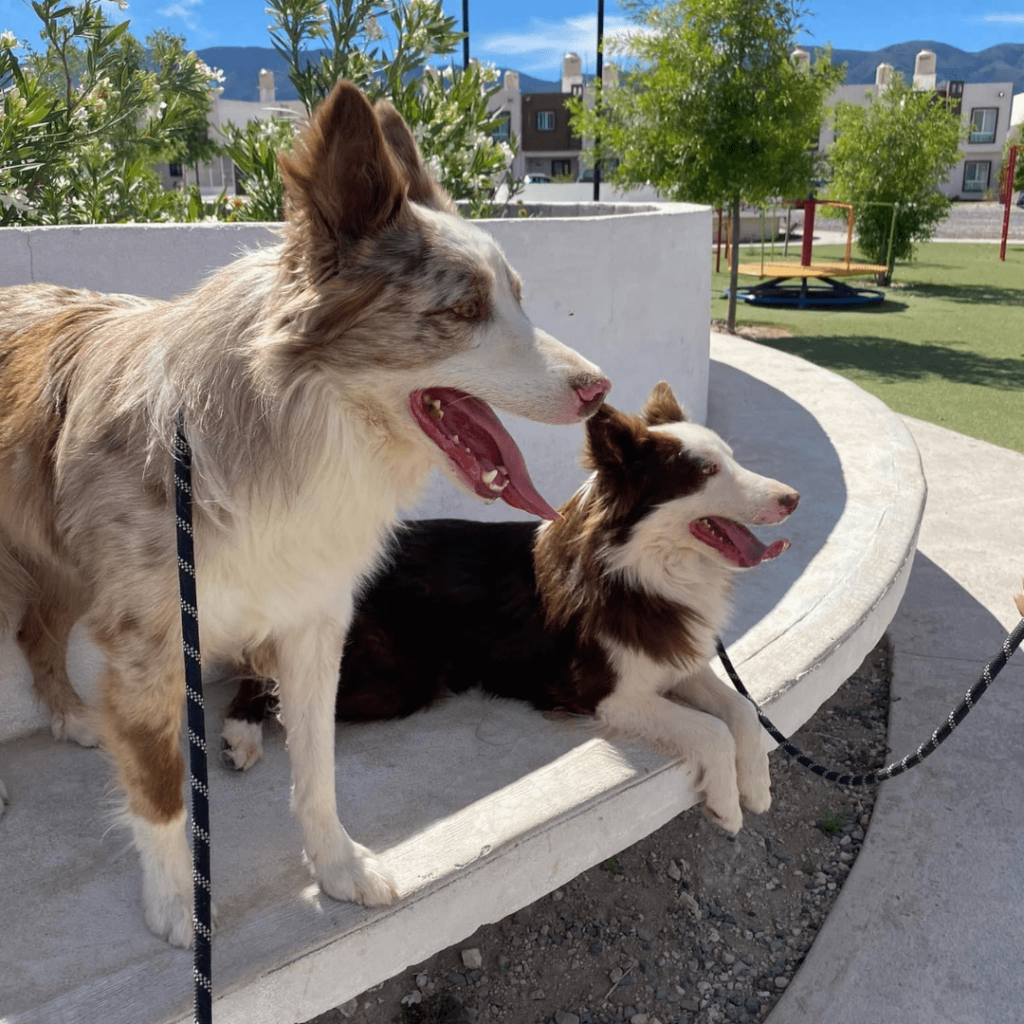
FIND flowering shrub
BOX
[252,0,518,219]
[0,0,223,224]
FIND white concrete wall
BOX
[0,202,712,741]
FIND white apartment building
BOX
[157,69,305,195]
[813,50,1015,200]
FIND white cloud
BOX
[982,13,1024,22]
[478,14,643,75]
[159,0,202,32]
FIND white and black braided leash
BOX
[717,615,1024,788]
[173,413,213,1024]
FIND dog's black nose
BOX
[779,491,800,512]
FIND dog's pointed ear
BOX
[279,81,406,249]
[374,98,456,213]
[642,381,687,426]
[583,404,645,473]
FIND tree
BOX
[250,0,516,218]
[0,0,223,224]
[825,74,963,284]
[569,0,843,331]
[1002,126,1024,197]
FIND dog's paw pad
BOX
[220,719,264,771]
[315,844,398,907]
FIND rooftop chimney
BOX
[561,52,583,94]
[258,69,275,104]
[913,50,936,91]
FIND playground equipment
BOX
[730,199,895,309]
[999,145,1020,262]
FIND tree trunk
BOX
[727,194,741,333]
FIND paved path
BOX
[767,418,1024,1024]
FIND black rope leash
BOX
[174,413,213,1024]
[716,615,1024,788]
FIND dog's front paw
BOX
[312,841,398,907]
[737,750,772,815]
[702,794,743,835]
[51,710,100,748]
[221,718,264,771]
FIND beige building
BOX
[157,69,306,195]
[813,49,1015,200]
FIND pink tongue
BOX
[410,389,561,521]
[711,516,789,567]
[714,517,768,566]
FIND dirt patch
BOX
[304,637,892,1024]
[710,321,793,341]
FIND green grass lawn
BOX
[711,243,1024,453]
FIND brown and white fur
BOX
[223,383,799,834]
[0,82,609,945]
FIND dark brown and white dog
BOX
[0,82,609,946]
[223,384,798,834]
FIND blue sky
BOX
[1,0,1022,78]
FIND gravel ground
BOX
[302,637,893,1024]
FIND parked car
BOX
[523,173,552,184]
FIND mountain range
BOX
[199,41,1024,104]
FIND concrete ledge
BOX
[0,336,925,1024]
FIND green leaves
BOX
[825,74,964,275]
[265,0,515,216]
[0,0,222,224]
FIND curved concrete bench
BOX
[0,332,925,1024]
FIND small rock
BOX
[554,1012,580,1024]
[401,991,423,1006]
[335,998,358,1019]
[775,976,790,991]
[610,967,624,984]
[462,948,483,970]
[667,860,682,881]
[630,1015,649,1024]
[553,889,565,901]
[416,973,429,990]
[529,988,545,1000]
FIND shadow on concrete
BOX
[707,359,845,646]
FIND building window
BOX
[963,161,991,193]
[168,163,183,178]
[551,159,571,177]
[536,110,555,131]
[571,83,583,97]
[492,114,510,145]
[969,108,997,145]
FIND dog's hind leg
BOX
[274,618,397,907]
[669,664,771,815]
[597,690,744,834]
[98,642,199,947]
[17,580,97,748]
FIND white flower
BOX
[0,30,17,49]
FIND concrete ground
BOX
[0,336,925,1024]
[767,418,1024,1024]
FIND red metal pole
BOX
[1000,146,1018,263]
[800,199,815,267]
[716,208,723,272]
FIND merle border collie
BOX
[223,383,798,833]
[0,81,609,946]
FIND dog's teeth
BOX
[429,406,444,420]
[487,479,509,493]
[450,434,459,445]
[481,469,498,485]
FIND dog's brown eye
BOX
[451,300,481,320]
[702,461,719,477]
